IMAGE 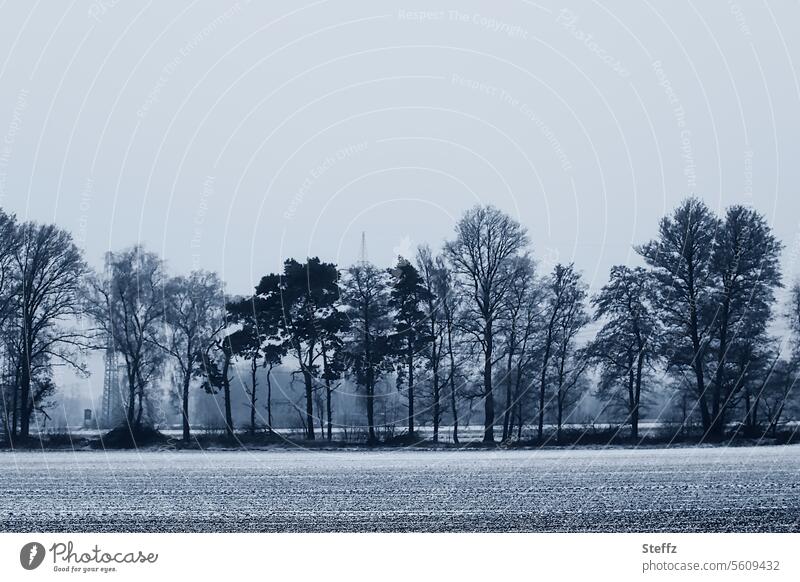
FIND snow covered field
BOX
[1,446,798,532]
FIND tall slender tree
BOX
[638,198,719,434]
[158,271,226,442]
[388,256,432,438]
[445,205,528,443]
[432,253,462,444]
[88,246,164,432]
[549,270,589,442]
[537,263,581,441]
[226,295,284,436]
[13,222,88,438]
[0,210,19,440]
[319,306,348,441]
[588,266,659,438]
[497,255,537,441]
[706,206,782,437]
[416,245,447,442]
[256,258,343,440]
[341,260,391,445]
[199,324,236,439]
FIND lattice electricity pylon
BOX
[100,337,120,428]
[99,252,121,429]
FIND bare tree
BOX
[445,205,528,443]
[759,356,799,436]
[416,245,445,442]
[497,255,538,441]
[706,206,782,437]
[159,271,226,442]
[548,270,589,442]
[13,221,88,438]
[536,263,581,441]
[0,210,19,440]
[432,253,463,444]
[198,324,236,439]
[638,198,719,434]
[588,266,659,438]
[0,210,18,328]
[88,246,165,431]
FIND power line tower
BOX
[100,254,121,428]
[101,336,120,428]
[360,231,368,265]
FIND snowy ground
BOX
[1,446,798,532]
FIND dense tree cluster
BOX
[1,198,798,445]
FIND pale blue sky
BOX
[1,0,799,298]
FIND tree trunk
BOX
[181,372,191,442]
[709,301,730,440]
[687,287,711,434]
[447,329,459,445]
[538,315,557,442]
[509,363,524,442]
[502,346,514,441]
[266,363,274,432]
[222,355,233,439]
[366,380,376,444]
[432,371,440,443]
[556,350,567,443]
[326,384,333,441]
[302,368,315,440]
[632,354,644,440]
[407,339,415,437]
[127,368,137,429]
[431,322,440,444]
[18,345,31,438]
[483,320,494,443]
[135,387,144,428]
[249,356,258,436]
[556,392,563,443]
[364,303,376,445]
[10,366,19,440]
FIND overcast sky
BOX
[1,0,799,297]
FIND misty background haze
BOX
[1,1,799,426]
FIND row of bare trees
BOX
[0,211,88,440]
[233,200,796,444]
[1,198,798,444]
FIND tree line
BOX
[0,198,798,445]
